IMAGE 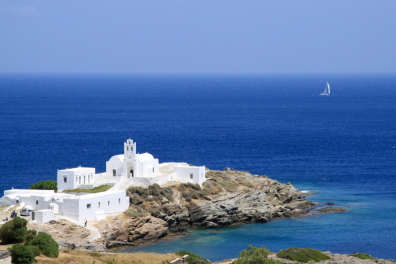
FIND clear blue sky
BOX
[1,1,395,74]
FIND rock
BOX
[93,215,168,247]
[325,202,336,205]
[318,207,347,213]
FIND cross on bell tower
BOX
[124,139,136,160]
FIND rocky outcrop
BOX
[152,171,316,228]
[28,170,345,250]
[28,219,107,252]
[318,206,347,213]
[92,214,168,248]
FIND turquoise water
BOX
[118,182,396,261]
[1,73,396,260]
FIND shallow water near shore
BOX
[1,73,396,261]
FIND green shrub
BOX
[9,244,35,264]
[148,184,162,197]
[176,250,211,264]
[27,245,40,257]
[0,216,28,244]
[30,180,57,192]
[276,248,330,263]
[232,245,283,264]
[124,205,149,219]
[28,232,59,258]
[24,230,37,244]
[353,253,375,260]
[127,186,149,199]
[90,251,101,257]
[165,193,174,202]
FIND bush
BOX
[276,248,330,263]
[127,186,149,199]
[9,244,35,264]
[28,232,59,258]
[232,245,282,264]
[352,253,375,260]
[24,230,37,244]
[0,216,28,244]
[148,184,162,197]
[27,245,40,257]
[176,250,211,264]
[30,180,57,192]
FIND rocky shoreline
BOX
[28,169,347,252]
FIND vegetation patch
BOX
[352,253,375,260]
[62,185,112,193]
[232,245,283,264]
[9,244,36,264]
[276,248,330,263]
[28,232,59,258]
[176,250,211,264]
[0,216,28,244]
[124,204,149,219]
[30,180,58,192]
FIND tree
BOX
[0,216,28,244]
[9,244,35,264]
[28,232,59,258]
[29,180,57,192]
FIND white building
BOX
[57,167,96,192]
[1,139,206,224]
[104,139,207,186]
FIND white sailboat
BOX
[320,82,330,96]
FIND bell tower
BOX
[124,139,136,160]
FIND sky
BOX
[0,1,395,74]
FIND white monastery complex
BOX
[0,139,206,224]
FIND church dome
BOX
[137,153,155,162]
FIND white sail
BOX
[320,82,330,96]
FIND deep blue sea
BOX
[1,73,396,261]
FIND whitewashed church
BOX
[1,139,206,224]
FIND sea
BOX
[1,73,396,261]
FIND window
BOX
[16,200,19,204]
[76,177,78,182]
[98,202,101,208]
[87,204,91,209]
[108,201,110,206]
[118,198,121,204]
[88,175,90,183]
[201,173,203,178]
[36,199,39,205]
[79,176,81,184]
[127,147,129,151]
[190,174,193,179]
[64,176,67,183]
[153,168,154,173]
[113,169,116,176]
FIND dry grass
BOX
[36,249,178,264]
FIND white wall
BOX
[33,210,54,224]
[140,159,159,177]
[129,173,174,186]
[66,191,129,222]
[173,166,206,185]
[57,167,95,191]
[4,189,54,196]
[106,155,124,177]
